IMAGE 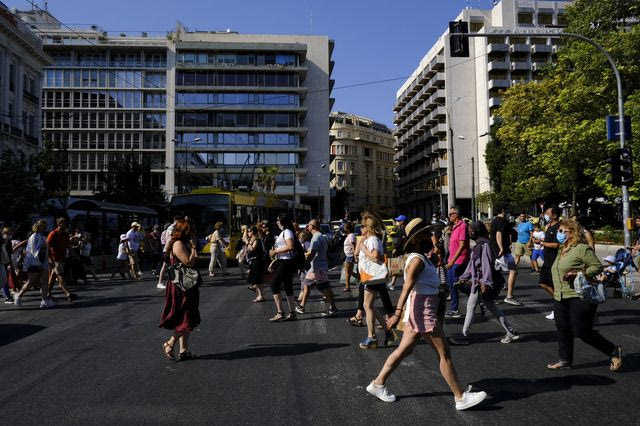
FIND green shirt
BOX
[551,243,602,301]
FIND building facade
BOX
[19,9,334,219]
[329,111,395,219]
[393,0,571,220]
[0,2,51,156]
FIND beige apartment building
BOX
[330,111,395,219]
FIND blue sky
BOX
[26,0,492,127]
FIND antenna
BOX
[44,0,48,11]
[310,7,313,33]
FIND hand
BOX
[480,284,487,293]
[445,261,454,270]
[386,314,400,330]
[269,249,276,257]
[497,250,504,259]
[391,249,397,256]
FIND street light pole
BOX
[459,132,488,221]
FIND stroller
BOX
[601,248,638,300]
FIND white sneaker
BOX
[366,381,397,402]
[14,294,22,307]
[157,283,166,289]
[455,385,487,410]
[545,311,554,320]
[40,299,55,308]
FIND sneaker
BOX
[321,307,337,316]
[387,284,395,291]
[530,271,540,275]
[4,298,14,304]
[295,305,305,314]
[545,311,554,320]
[500,333,520,344]
[40,299,55,308]
[455,385,487,411]
[444,310,461,319]
[366,381,396,402]
[448,336,470,346]
[157,283,166,289]
[479,303,487,317]
[359,336,378,349]
[13,294,22,307]
[503,296,523,306]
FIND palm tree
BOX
[255,166,279,193]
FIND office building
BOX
[329,111,395,218]
[19,9,334,219]
[393,0,571,219]
[0,2,51,156]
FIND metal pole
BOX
[471,156,476,222]
[447,112,456,211]
[451,30,631,246]
[292,171,296,221]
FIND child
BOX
[531,222,545,275]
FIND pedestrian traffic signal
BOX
[449,20,469,58]
[607,148,634,187]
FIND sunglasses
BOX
[558,229,567,234]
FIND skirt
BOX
[159,280,201,333]
[406,292,439,334]
[247,258,264,285]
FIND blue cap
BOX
[395,215,407,222]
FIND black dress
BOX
[247,239,265,285]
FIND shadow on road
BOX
[0,324,47,347]
[198,343,349,360]
[472,374,616,407]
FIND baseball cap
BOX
[603,255,616,263]
[131,221,140,227]
[395,215,407,222]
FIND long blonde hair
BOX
[558,219,581,254]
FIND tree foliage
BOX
[94,154,166,205]
[489,0,640,211]
[0,150,42,224]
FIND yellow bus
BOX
[169,188,311,259]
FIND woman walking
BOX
[366,218,487,410]
[268,214,297,322]
[547,219,622,371]
[111,234,133,280]
[13,220,53,308]
[208,222,228,277]
[342,222,357,292]
[246,226,266,302]
[159,219,201,361]
[78,233,98,283]
[448,221,520,346]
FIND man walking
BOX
[296,219,338,316]
[444,206,469,318]
[47,218,78,303]
[126,222,142,279]
[490,206,521,306]
[537,206,561,320]
[387,214,407,291]
[514,211,534,270]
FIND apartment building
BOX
[19,9,334,219]
[393,0,571,219]
[0,2,51,156]
[329,111,395,218]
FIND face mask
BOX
[544,214,551,222]
[556,232,567,244]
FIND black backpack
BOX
[291,238,306,271]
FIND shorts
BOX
[406,293,439,334]
[532,249,544,261]
[344,256,355,264]
[495,254,516,272]
[539,267,553,288]
[302,268,330,291]
[514,242,532,257]
[53,261,65,276]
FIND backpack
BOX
[472,239,505,297]
[291,238,306,272]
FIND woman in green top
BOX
[548,220,622,371]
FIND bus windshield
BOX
[170,194,230,245]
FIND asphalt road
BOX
[1,265,639,425]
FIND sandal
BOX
[348,316,364,327]
[547,360,572,370]
[247,285,257,292]
[270,312,285,322]
[610,346,622,371]
[252,296,264,303]
[285,312,296,321]
[162,341,175,361]
[178,351,195,361]
[340,287,350,292]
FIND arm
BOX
[582,246,603,279]
[527,229,534,247]
[478,244,494,288]
[584,230,596,252]
[446,238,466,269]
[173,240,198,267]
[387,257,423,329]
[269,233,294,257]
[542,240,560,249]
[359,240,383,262]
[14,240,27,250]
[495,231,504,256]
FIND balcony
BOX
[489,97,502,108]
[488,60,510,72]
[511,61,531,71]
[510,44,530,54]
[487,43,509,53]
[433,123,447,136]
[532,61,549,72]
[438,159,448,169]
[531,44,552,55]
[512,79,528,86]
[488,79,511,90]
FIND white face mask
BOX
[544,214,551,222]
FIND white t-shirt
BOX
[343,233,356,257]
[117,243,128,260]
[359,235,383,264]
[533,230,545,251]
[404,253,439,295]
[126,229,140,251]
[275,229,295,260]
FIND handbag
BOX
[573,272,606,304]
[168,262,202,292]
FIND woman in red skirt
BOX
[159,219,201,361]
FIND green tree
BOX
[95,153,166,205]
[37,139,71,207]
[0,150,42,224]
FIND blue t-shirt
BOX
[517,221,534,244]
[310,232,329,271]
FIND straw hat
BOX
[120,234,128,241]
[403,218,433,252]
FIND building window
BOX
[517,12,533,26]
[470,21,484,32]
[337,130,343,138]
[557,13,567,26]
[337,161,344,171]
[363,147,371,157]
[538,13,553,26]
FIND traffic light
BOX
[619,147,633,186]
[607,148,634,187]
[449,20,469,57]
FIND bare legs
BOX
[506,270,517,299]
[364,290,388,338]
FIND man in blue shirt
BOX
[514,211,534,269]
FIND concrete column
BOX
[15,60,24,130]
[164,43,176,198]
